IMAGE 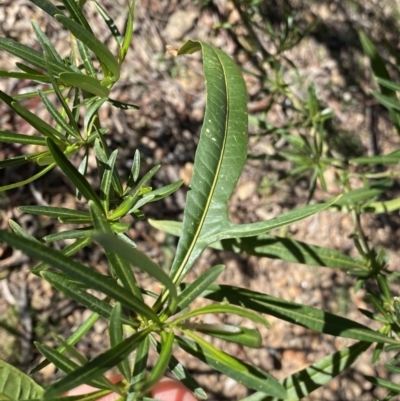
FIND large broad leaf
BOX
[241,341,371,401]
[153,41,338,286]
[0,358,44,400]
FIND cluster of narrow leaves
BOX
[0,1,400,401]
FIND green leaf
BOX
[147,180,184,203]
[38,90,81,139]
[19,205,90,220]
[358,30,400,134]
[162,42,340,287]
[0,130,47,146]
[107,98,139,110]
[60,0,93,33]
[201,285,400,345]
[89,202,142,300]
[56,15,120,79]
[350,152,400,165]
[364,375,400,394]
[31,310,100,374]
[110,303,131,380]
[43,229,93,243]
[151,222,367,271]
[0,164,55,192]
[9,219,41,243]
[0,358,44,400]
[375,76,400,92]
[0,230,159,322]
[242,341,371,401]
[35,342,119,393]
[31,21,63,64]
[149,336,207,400]
[28,0,64,18]
[84,98,108,135]
[77,40,97,78]
[120,0,135,63]
[177,332,286,399]
[371,90,400,112]
[136,330,174,393]
[217,235,367,270]
[41,271,132,325]
[127,336,149,401]
[126,149,141,189]
[169,41,248,284]
[183,323,262,348]
[0,37,70,75]
[92,0,123,46]
[0,70,51,83]
[60,72,110,97]
[0,91,64,142]
[100,149,118,212]
[175,303,271,329]
[46,138,104,212]
[93,234,178,314]
[111,165,160,219]
[177,264,225,311]
[44,329,150,398]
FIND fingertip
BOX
[150,378,197,401]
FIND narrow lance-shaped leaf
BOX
[181,323,262,348]
[31,310,100,374]
[177,332,286,399]
[41,271,133,326]
[56,15,120,80]
[60,0,93,33]
[0,230,160,323]
[28,0,64,18]
[358,30,400,134]
[0,37,71,75]
[94,233,177,313]
[201,284,400,345]
[242,342,371,401]
[100,149,118,212]
[92,0,123,46]
[177,264,225,310]
[59,72,110,97]
[109,302,131,380]
[127,336,149,401]
[43,329,151,398]
[89,202,142,301]
[0,90,64,142]
[0,70,51,83]
[38,88,80,139]
[135,330,174,394]
[148,335,207,400]
[0,130,47,146]
[175,303,271,329]
[0,164,55,192]
[120,0,135,63]
[77,40,97,78]
[31,21,64,64]
[19,205,90,220]
[46,138,104,212]
[34,342,120,393]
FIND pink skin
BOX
[65,375,197,401]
